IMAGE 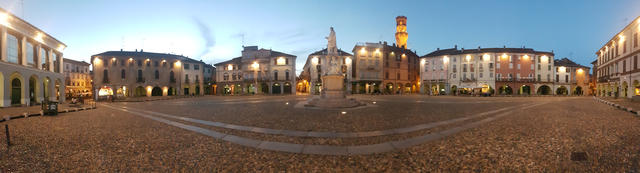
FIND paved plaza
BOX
[1,95,639,171]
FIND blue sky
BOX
[1,0,639,74]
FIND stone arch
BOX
[151,86,162,96]
[574,86,583,96]
[451,85,458,95]
[9,72,25,105]
[536,85,551,95]
[499,85,513,95]
[134,86,145,97]
[42,76,52,101]
[168,87,176,96]
[519,85,531,95]
[55,79,62,101]
[272,83,282,94]
[29,75,39,104]
[283,82,292,94]
[556,86,568,95]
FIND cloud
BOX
[193,17,216,58]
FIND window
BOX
[285,70,290,80]
[274,71,278,80]
[121,69,126,79]
[538,64,541,70]
[276,57,286,65]
[470,64,474,72]
[548,65,551,70]
[547,74,551,82]
[635,56,638,70]
[537,74,541,81]
[7,34,19,64]
[41,48,49,70]
[184,64,190,69]
[155,70,159,79]
[187,74,191,82]
[453,74,456,78]
[556,75,559,82]
[137,70,143,81]
[146,60,150,67]
[103,69,109,83]
[489,73,493,78]
[509,63,513,69]
[154,61,159,67]
[565,75,568,83]
[530,64,534,70]
[26,42,35,66]
[194,65,199,70]
[137,60,142,67]
[223,73,229,81]
[479,73,483,78]
[162,61,167,67]
[385,72,389,79]
[453,64,457,72]
[463,64,467,72]
[635,33,638,48]
[489,63,493,69]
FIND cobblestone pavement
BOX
[0,95,638,172]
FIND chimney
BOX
[135,49,138,52]
[478,46,481,50]
[437,48,440,51]
[454,45,457,49]
[503,45,506,48]
[393,43,396,47]
[383,41,387,45]
[120,49,123,52]
[141,49,143,52]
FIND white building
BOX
[301,48,353,95]
[595,17,640,98]
[0,9,66,107]
[215,46,296,95]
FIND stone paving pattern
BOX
[0,96,638,171]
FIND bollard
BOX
[5,124,10,147]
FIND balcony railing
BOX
[136,77,145,83]
[170,78,176,83]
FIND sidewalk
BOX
[601,97,640,112]
[0,101,96,120]
[111,95,205,102]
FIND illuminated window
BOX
[276,57,287,65]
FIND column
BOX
[35,44,41,69]
[48,49,54,72]
[1,77,9,107]
[0,26,7,62]
[21,36,27,66]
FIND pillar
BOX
[2,77,10,107]
[21,36,27,66]
[0,26,7,62]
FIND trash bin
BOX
[42,101,59,116]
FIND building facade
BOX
[351,42,420,94]
[595,17,640,98]
[214,46,296,95]
[203,64,216,95]
[0,9,66,107]
[421,47,559,95]
[554,58,590,95]
[91,50,206,99]
[63,58,91,98]
[301,48,353,95]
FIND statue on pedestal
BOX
[325,27,341,76]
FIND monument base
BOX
[305,75,364,108]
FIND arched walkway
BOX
[29,75,39,104]
[519,85,531,95]
[556,86,568,95]
[55,79,61,101]
[283,82,292,94]
[574,86,583,95]
[43,77,50,101]
[151,87,162,96]
[134,86,145,97]
[451,85,457,95]
[537,85,551,95]
[11,78,22,105]
[499,85,513,95]
[168,87,175,96]
[272,83,282,94]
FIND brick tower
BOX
[395,16,408,48]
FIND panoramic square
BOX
[0,0,639,172]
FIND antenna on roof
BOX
[20,0,24,18]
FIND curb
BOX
[0,106,97,123]
[593,96,638,116]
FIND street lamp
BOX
[252,61,259,94]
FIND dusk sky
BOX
[1,0,639,74]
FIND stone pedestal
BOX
[306,75,362,108]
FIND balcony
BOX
[136,77,145,83]
[462,78,476,82]
[170,78,176,83]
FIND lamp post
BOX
[252,61,259,94]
